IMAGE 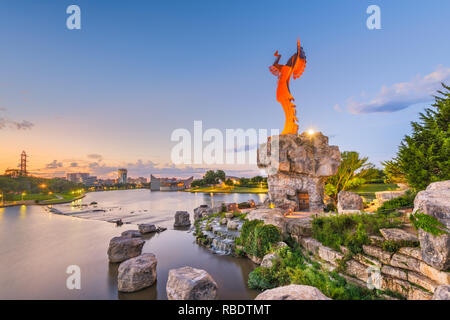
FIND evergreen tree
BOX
[390,83,450,190]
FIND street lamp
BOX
[21,192,26,201]
[0,191,3,206]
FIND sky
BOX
[1,0,449,179]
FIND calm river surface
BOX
[0,190,267,300]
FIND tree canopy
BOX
[384,83,450,190]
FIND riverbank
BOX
[0,193,85,207]
[187,186,268,194]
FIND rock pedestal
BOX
[258,132,340,212]
[166,266,218,300]
[174,211,191,227]
[107,236,145,263]
[414,180,450,270]
[118,253,157,292]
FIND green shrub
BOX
[410,211,449,236]
[238,213,248,220]
[238,220,281,258]
[248,267,278,290]
[376,190,416,214]
[248,246,380,300]
[312,213,403,254]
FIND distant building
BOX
[150,175,193,191]
[97,178,115,186]
[127,177,147,185]
[82,176,97,187]
[67,172,90,183]
[150,174,161,191]
[118,168,127,184]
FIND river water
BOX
[0,190,267,300]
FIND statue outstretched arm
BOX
[269,50,282,77]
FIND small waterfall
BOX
[196,217,244,255]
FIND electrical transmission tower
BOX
[20,151,27,175]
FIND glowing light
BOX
[39,184,47,189]
[307,129,315,135]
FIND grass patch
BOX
[312,212,404,254]
[376,190,416,214]
[351,183,399,194]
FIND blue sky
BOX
[1,0,449,178]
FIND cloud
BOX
[0,108,34,130]
[0,118,34,130]
[333,104,342,112]
[46,160,63,169]
[70,162,78,167]
[347,66,450,114]
[13,120,34,130]
[87,154,103,161]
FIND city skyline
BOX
[1,1,450,179]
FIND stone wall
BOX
[290,228,449,300]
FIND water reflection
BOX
[19,205,27,219]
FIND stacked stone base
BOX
[295,234,449,300]
[268,173,326,212]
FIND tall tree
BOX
[388,83,450,190]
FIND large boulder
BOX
[246,208,287,234]
[432,285,450,300]
[174,211,191,227]
[260,252,279,268]
[166,266,218,300]
[337,191,364,214]
[413,180,450,270]
[193,205,215,221]
[107,236,145,263]
[138,223,157,234]
[117,253,157,292]
[255,284,331,300]
[257,133,340,212]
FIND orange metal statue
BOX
[269,39,307,135]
